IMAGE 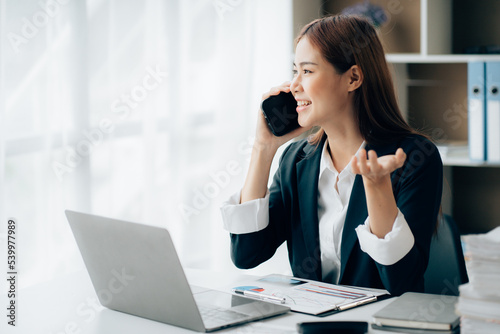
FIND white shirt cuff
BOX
[355,210,415,265]
[220,190,270,234]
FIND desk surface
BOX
[2,268,401,334]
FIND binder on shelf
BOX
[468,61,486,162]
[486,61,500,163]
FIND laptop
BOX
[65,210,290,332]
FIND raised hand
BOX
[351,148,406,186]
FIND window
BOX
[1,0,293,288]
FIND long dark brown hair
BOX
[297,15,418,146]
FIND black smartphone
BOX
[261,91,299,136]
[297,321,368,334]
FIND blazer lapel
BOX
[339,174,367,282]
[296,140,323,271]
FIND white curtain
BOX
[0,0,293,289]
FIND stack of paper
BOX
[456,227,500,333]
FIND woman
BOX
[221,15,442,295]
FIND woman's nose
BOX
[290,74,301,93]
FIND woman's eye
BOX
[292,69,312,76]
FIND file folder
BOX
[468,62,486,161]
[486,61,500,163]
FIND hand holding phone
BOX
[261,91,300,136]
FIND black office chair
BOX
[423,214,469,296]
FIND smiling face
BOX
[291,36,357,130]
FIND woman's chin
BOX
[297,115,311,128]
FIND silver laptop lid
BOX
[65,210,206,332]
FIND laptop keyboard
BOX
[198,304,250,324]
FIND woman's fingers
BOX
[262,82,292,100]
[358,149,370,174]
[395,148,406,168]
[351,148,406,177]
[351,155,360,174]
[367,150,380,173]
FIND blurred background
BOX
[0,0,297,290]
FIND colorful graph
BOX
[233,286,264,293]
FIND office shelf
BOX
[442,157,500,168]
[387,54,500,64]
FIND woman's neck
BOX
[323,120,364,173]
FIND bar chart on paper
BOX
[229,274,387,315]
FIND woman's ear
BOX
[347,65,363,92]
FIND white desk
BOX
[2,268,399,334]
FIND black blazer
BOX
[230,134,443,295]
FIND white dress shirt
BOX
[317,140,359,283]
[221,140,415,283]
